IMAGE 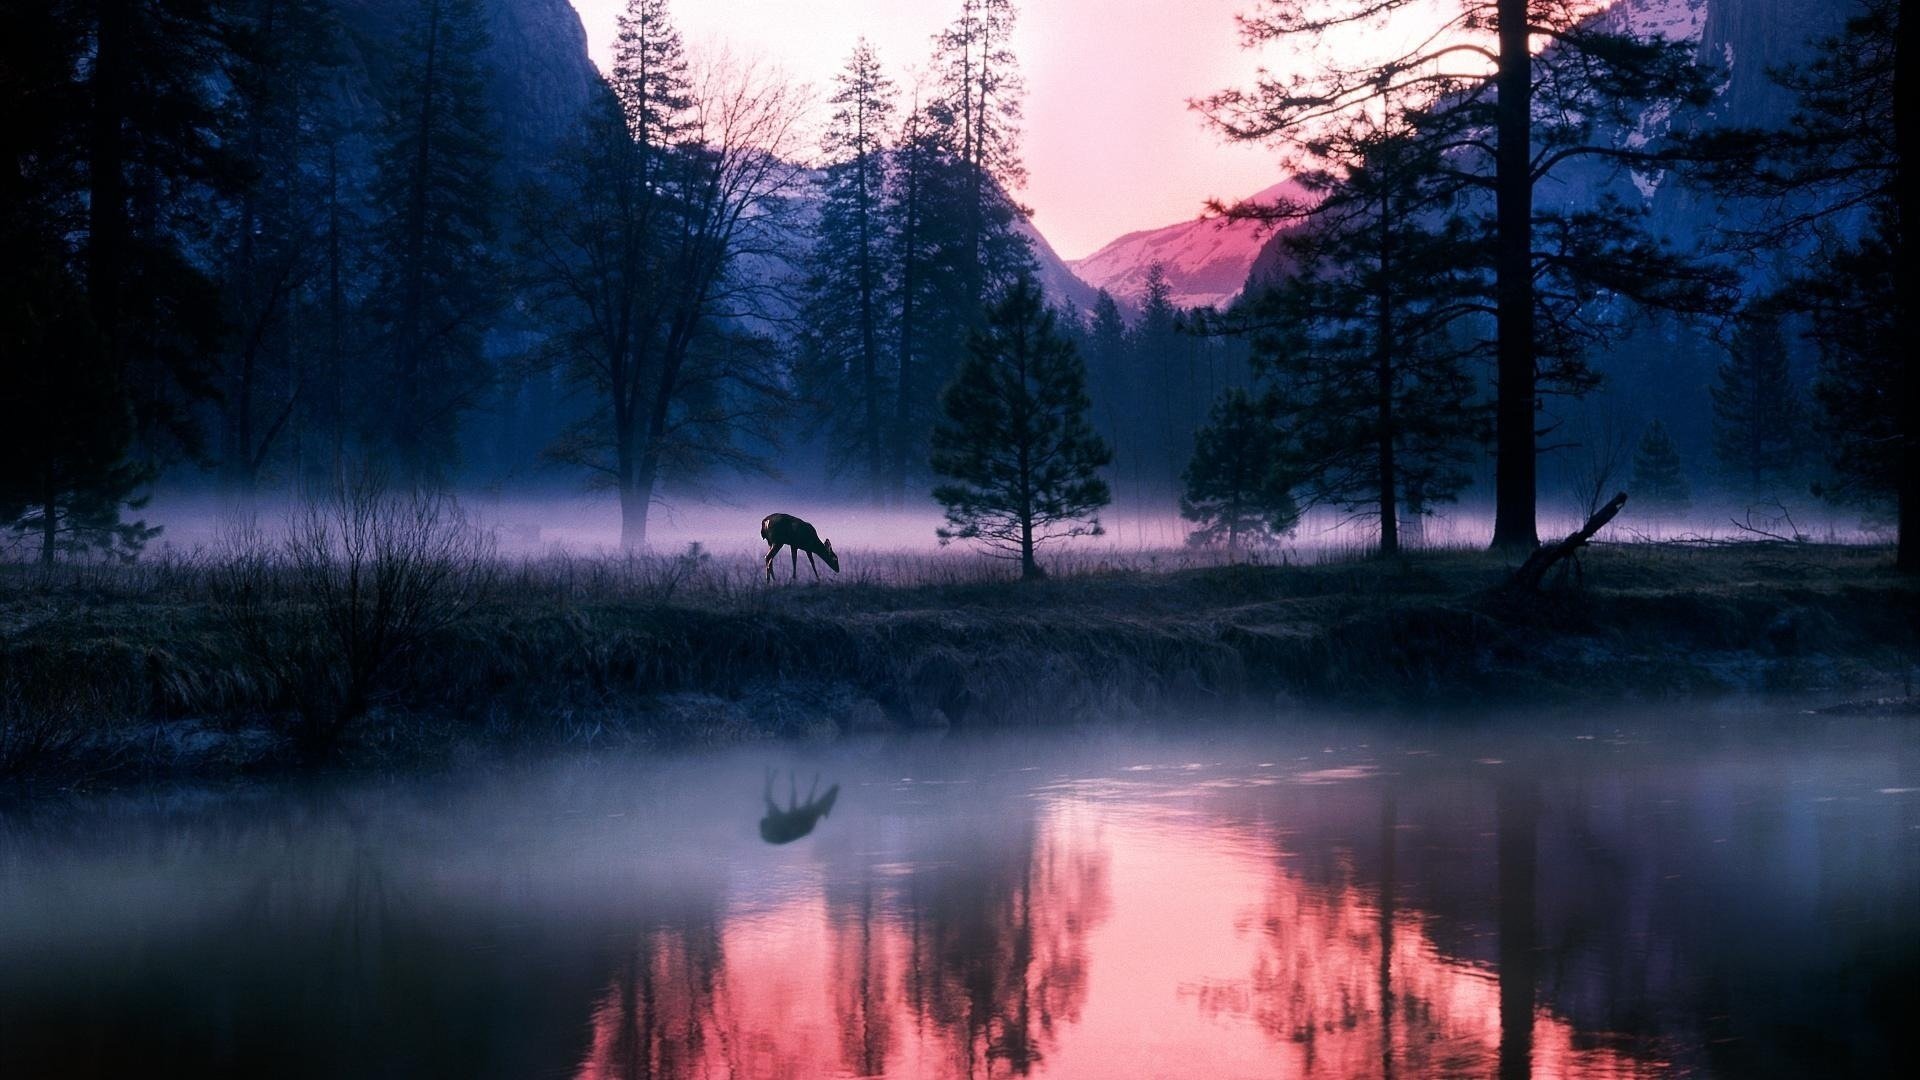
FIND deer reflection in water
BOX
[760,769,840,844]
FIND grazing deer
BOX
[761,512,840,582]
[760,769,840,844]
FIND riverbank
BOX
[4,542,1916,786]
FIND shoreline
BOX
[4,543,1916,789]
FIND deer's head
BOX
[820,539,840,573]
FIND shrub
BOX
[214,470,494,753]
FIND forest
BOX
[0,0,1915,776]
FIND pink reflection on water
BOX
[577,798,1660,1079]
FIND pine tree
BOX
[930,0,1032,304]
[1081,290,1132,505]
[1131,263,1187,495]
[880,2,1038,503]
[1801,232,1899,514]
[1684,0,1910,565]
[1237,119,1485,555]
[796,41,897,501]
[0,258,160,563]
[1199,0,1730,550]
[1181,388,1298,549]
[1631,420,1691,517]
[1711,312,1804,498]
[931,278,1111,579]
[216,0,342,495]
[885,95,973,499]
[82,0,237,465]
[370,0,499,481]
[2,0,232,557]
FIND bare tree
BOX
[520,27,809,548]
[1563,401,1633,522]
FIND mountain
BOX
[1235,0,1851,293]
[1018,217,1104,314]
[1065,180,1308,311]
[334,0,601,177]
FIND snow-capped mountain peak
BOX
[1065,180,1309,311]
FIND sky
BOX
[565,0,1287,260]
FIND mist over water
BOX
[2,709,1913,1078]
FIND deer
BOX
[759,769,840,844]
[761,512,840,583]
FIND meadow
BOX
[4,485,1914,788]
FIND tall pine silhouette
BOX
[932,278,1111,579]
[371,0,498,481]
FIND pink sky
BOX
[566,0,1287,260]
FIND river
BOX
[2,707,1914,1078]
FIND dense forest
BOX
[0,0,1909,570]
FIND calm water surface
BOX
[2,710,1916,1078]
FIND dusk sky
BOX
[566,0,1288,259]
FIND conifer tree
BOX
[796,40,897,500]
[1,0,232,557]
[1684,0,1910,565]
[1800,234,1899,514]
[1236,118,1485,555]
[0,259,159,563]
[370,0,499,481]
[1710,313,1805,498]
[885,94,976,498]
[931,278,1111,579]
[1132,263,1187,494]
[930,0,1031,303]
[1631,419,1691,517]
[1081,290,1133,503]
[216,0,342,495]
[1199,0,1729,549]
[1181,388,1298,549]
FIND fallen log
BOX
[1508,492,1628,592]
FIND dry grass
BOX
[1,536,1914,783]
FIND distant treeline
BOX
[0,0,1910,571]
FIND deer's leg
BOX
[807,551,820,580]
[764,543,779,583]
[791,546,799,581]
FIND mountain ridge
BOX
[1064,180,1306,311]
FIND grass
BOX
[2,538,1916,785]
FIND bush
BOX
[214,471,494,753]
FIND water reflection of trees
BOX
[899,819,1110,1077]
[578,914,729,1080]
[575,806,1111,1080]
[1188,773,1660,1079]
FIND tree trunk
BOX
[892,221,918,505]
[859,167,883,506]
[40,480,57,567]
[1507,491,1626,592]
[1019,514,1041,580]
[1490,0,1539,551]
[87,1,129,356]
[619,481,649,550]
[1377,195,1399,557]
[614,394,645,548]
[396,1,442,481]
[1018,338,1041,581]
[1897,0,1916,571]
